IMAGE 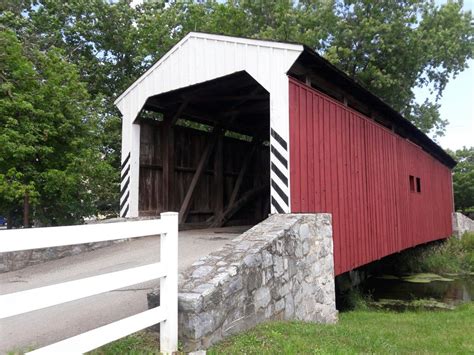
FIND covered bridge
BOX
[115,32,455,275]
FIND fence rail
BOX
[0,212,178,354]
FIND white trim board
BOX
[116,32,303,216]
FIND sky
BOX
[417,60,474,151]
[416,0,474,151]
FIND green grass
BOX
[6,346,35,355]
[8,331,160,355]
[209,302,474,354]
[86,331,159,355]
[79,303,474,354]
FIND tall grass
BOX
[386,232,474,275]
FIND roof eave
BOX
[298,46,456,169]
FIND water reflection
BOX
[363,275,474,306]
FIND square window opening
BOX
[409,175,415,192]
[416,177,421,193]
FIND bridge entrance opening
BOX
[135,71,270,228]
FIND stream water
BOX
[366,275,473,303]
[338,274,474,311]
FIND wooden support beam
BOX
[228,142,258,209]
[306,74,345,102]
[162,115,175,211]
[186,95,268,103]
[214,135,224,220]
[211,142,259,227]
[139,108,264,138]
[220,86,265,116]
[211,184,268,227]
[175,90,261,225]
[178,127,222,224]
[263,195,270,218]
[293,64,375,117]
[170,100,189,126]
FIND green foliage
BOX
[324,1,473,139]
[3,0,472,138]
[0,28,117,225]
[449,147,474,213]
[135,0,472,140]
[338,286,372,311]
[0,169,38,226]
[1,1,472,225]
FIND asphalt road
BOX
[0,227,246,353]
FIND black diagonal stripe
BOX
[121,165,130,182]
[271,179,289,205]
[270,145,288,168]
[271,162,288,186]
[121,152,131,170]
[120,176,130,198]
[270,128,287,151]
[120,191,129,210]
[121,204,129,218]
[271,196,284,214]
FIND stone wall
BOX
[0,240,125,273]
[148,213,337,351]
[453,212,474,238]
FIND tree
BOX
[450,147,474,214]
[4,0,471,141]
[135,0,473,139]
[0,28,116,226]
[323,0,473,139]
[1,0,472,225]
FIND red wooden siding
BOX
[289,78,453,275]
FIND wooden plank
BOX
[170,100,189,126]
[28,307,166,355]
[185,95,268,103]
[162,117,175,210]
[178,128,221,224]
[159,211,179,353]
[175,165,239,176]
[178,110,242,225]
[212,139,259,227]
[213,184,268,227]
[214,135,224,219]
[289,78,454,275]
[228,143,258,210]
[0,219,165,253]
[140,164,162,169]
[0,262,165,319]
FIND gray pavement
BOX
[0,227,248,353]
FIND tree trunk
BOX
[23,191,30,228]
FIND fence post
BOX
[159,212,179,353]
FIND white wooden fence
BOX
[0,212,178,354]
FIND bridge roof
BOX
[115,32,455,169]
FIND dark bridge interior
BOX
[135,71,271,228]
